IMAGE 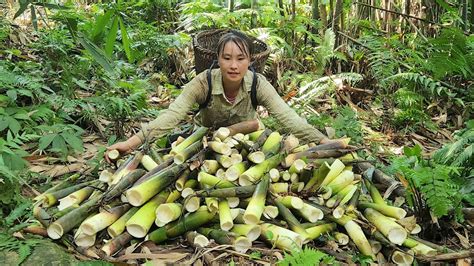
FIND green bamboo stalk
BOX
[185,231,209,248]
[318,159,346,188]
[101,232,134,256]
[288,159,306,174]
[208,141,231,155]
[111,152,143,185]
[294,202,324,223]
[43,181,95,207]
[134,157,174,185]
[403,237,437,256]
[247,129,265,141]
[155,203,183,226]
[260,223,303,252]
[57,185,95,211]
[148,206,216,243]
[201,160,220,174]
[240,154,283,184]
[194,185,256,198]
[273,197,310,243]
[126,191,169,238]
[218,199,233,231]
[243,174,270,224]
[126,163,187,206]
[175,169,191,191]
[174,139,203,164]
[305,223,336,240]
[80,204,131,235]
[325,170,354,194]
[277,195,304,210]
[34,173,81,201]
[141,155,158,171]
[170,127,208,155]
[102,169,146,203]
[225,161,248,181]
[197,172,236,188]
[358,201,407,220]
[107,207,139,238]
[198,227,252,253]
[364,179,386,205]
[304,162,331,191]
[231,224,261,242]
[364,208,407,245]
[47,196,101,239]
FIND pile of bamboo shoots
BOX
[32,121,442,264]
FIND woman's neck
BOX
[223,79,241,98]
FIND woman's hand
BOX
[104,135,142,163]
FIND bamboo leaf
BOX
[105,16,119,58]
[14,0,32,19]
[30,5,37,31]
[118,16,133,63]
[77,34,116,75]
[92,9,114,42]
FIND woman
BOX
[106,30,328,161]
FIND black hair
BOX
[216,30,253,59]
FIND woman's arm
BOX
[256,75,328,144]
[106,73,208,161]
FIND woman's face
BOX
[218,41,250,86]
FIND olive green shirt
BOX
[137,69,326,143]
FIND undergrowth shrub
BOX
[387,145,467,222]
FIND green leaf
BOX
[77,34,116,75]
[6,90,17,101]
[403,144,422,158]
[33,2,70,10]
[14,0,32,19]
[30,5,38,31]
[61,132,83,153]
[118,16,133,62]
[38,134,56,150]
[52,135,68,157]
[7,117,20,135]
[5,201,30,226]
[0,118,8,131]
[92,9,114,42]
[105,16,119,58]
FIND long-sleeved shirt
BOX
[136,69,326,143]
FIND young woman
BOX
[106,30,328,161]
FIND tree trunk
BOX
[329,0,334,28]
[291,0,296,21]
[471,0,474,33]
[333,0,343,45]
[228,0,234,12]
[251,0,258,28]
[311,0,320,44]
[278,0,284,17]
[312,0,320,21]
[462,0,468,31]
[320,3,328,29]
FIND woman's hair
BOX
[216,30,253,59]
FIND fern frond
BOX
[294,72,363,104]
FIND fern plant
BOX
[388,145,465,221]
[433,121,474,205]
[278,246,336,266]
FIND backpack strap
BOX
[250,65,258,110]
[199,60,217,110]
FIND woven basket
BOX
[193,29,270,74]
